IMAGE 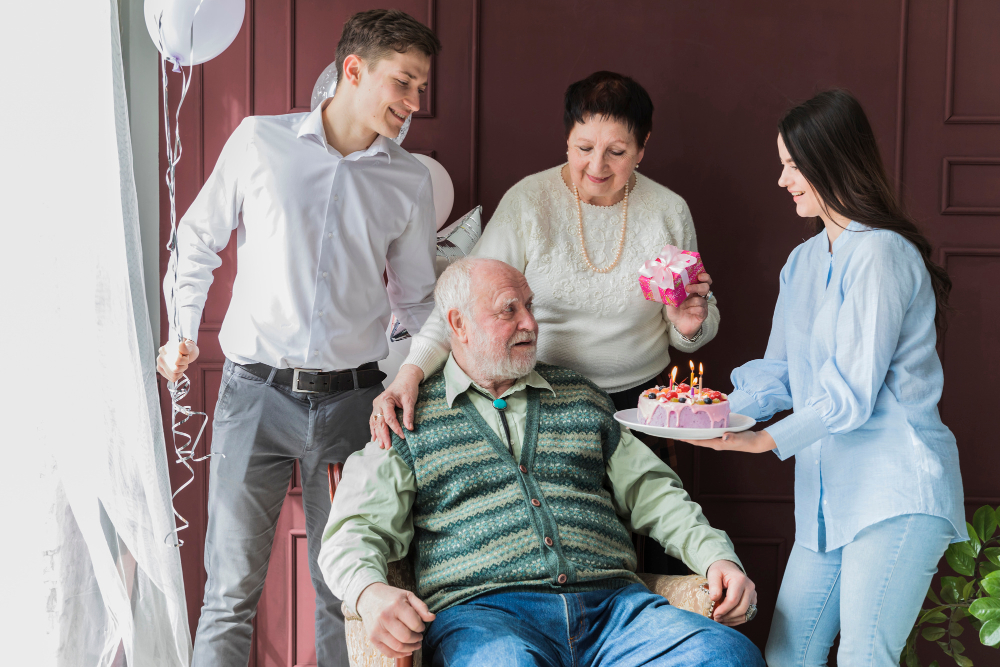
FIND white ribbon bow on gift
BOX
[638,244,698,288]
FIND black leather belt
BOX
[239,361,386,393]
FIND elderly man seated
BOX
[319,258,764,666]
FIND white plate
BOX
[614,409,756,440]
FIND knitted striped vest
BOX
[391,363,640,613]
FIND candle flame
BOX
[689,360,694,371]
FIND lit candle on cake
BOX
[670,366,677,392]
[699,363,704,398]
[688,360,695,396]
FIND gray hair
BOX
[434,257,478,326]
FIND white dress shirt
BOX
[164,100,437,371]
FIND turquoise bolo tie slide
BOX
[491,396,514,456]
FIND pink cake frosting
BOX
[637,385,730,429]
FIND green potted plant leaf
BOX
[902,505,1000,666]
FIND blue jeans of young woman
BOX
[765,512,953,667]
[424,582,764,666]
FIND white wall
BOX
[118,0,160,340]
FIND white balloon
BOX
[310,61,412,144]
[412,154,454,230]
[394,112,413,145]
[144,0,245,67]
[311,61,340,111]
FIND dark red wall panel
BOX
[160,2,998,664]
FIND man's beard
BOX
[468,327,537,382]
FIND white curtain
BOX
[0,1,191,665]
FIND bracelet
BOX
[673,323,704,344]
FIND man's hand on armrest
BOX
[706,560,757,627]
[356,582,436,658]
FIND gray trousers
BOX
[191,359,380,667]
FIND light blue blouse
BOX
[728,222,966,552]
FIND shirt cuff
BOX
[344,568,390,618]
[764,406,829,461]
[172,306,202,344]
[725,390,761,421]
[403,338,449,378]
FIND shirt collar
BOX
[443,353,554,408]
[296,98,392,163]
[831,220,868,253]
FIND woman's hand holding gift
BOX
[637,245,713,338]
[665,271,713,337]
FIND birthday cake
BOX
[637,384,730,429]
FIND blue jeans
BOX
[191,360,382,667]
[766,513,953,667]
[425,583,764,666]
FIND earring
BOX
[635,163,640,169]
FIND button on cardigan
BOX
[728,222,966,552]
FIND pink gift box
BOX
[638,245,705,308]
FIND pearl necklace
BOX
[573,177,631,274]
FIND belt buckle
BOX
[292,368,324,394]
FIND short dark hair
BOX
[335,9,441,81]
[563,71,653,147]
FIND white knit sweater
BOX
[405,165,720,393]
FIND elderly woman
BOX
[372,71,717,444]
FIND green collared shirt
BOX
[319,355,741,613]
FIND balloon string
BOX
[158,11,218,548]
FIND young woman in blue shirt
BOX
[684,90,966,667]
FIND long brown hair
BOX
[779,89,951,334]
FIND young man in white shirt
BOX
[156,10,441,667]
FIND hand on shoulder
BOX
[370,364,424,448]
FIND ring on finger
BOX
[374,413,383,421]
[704,290,713,301]
[745,603,758,622]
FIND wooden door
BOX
[897,2,1000,663]
[160,1,996,663]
